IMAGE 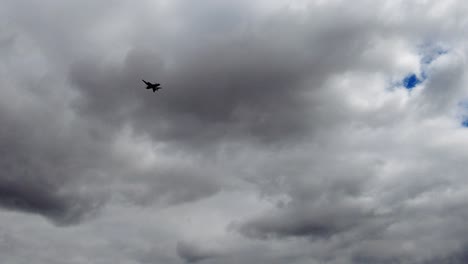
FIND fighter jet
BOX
[142,80,162,92]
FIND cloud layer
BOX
[1,0,468,263]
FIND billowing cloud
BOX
[1,0,468,263]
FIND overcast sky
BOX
[1,0,468,263]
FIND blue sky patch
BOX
[457,101,468,127]
[403,74,421,89]
[389,44,448,92]
[462,119,468,127]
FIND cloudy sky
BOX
[1,0,468,263]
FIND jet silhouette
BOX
[142,80,162,92]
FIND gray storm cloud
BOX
[1,0,468,264]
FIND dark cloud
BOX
[176,240,219,263]
[69,40,313,146]
[0,99,106,224]
[69,2,380,147]
[238,201,376,240]
[0,180,94,225]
